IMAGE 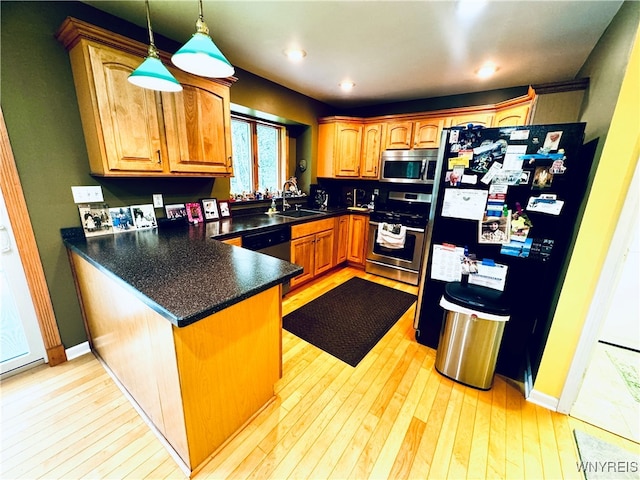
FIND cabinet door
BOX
[384,121,413,149]
[290,235,315,288]
[163,74,233,175]
[494,103,531,127]
[87,44,164,173]
[314,229,335,276]
[347,215,368,265]
[335,216,349,264]
[221,237,242,246]
[413,118,445,148]
[361,123,382,178]
[448,113,495,128]
[335,123,363,177]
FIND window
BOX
[230,115,286,196]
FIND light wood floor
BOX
[2,267,639,479]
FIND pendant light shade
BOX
[128,0,182,92]
[172,0,235,78]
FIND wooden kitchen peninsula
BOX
[62,225,301,476]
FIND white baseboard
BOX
[65,341,91,360]
[526,389,559,411]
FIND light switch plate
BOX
[71,186,104,203]
[153,194,164,208]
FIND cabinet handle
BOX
[156,150,162,164]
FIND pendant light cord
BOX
[145,0,160,58]
[195,0,210,35]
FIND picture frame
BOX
[165,203,188,221]
[109,206,136,233]
[78,203,113,237]
[186,202,204,224]
[201,198,220,221]
[478,213,511,245]
[218,200,232,218]
[130,204,157,230]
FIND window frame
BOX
[230,114,288,195]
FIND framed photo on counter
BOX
[201,198,220,221]
[165,203,187,221]
[109,207,136,233]
[78,203,112,237]
[186,202,204,224]
[131,204,157,230]
[218,200,232,218]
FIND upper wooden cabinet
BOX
[163,71,233,175]
[413,118,446,148]
[56,18,234,177]
[319,89,536,174]
[493,103,531,127]
[318,120,379,179]
[384,118,446,150]
[360,123,383,178]
[384,121,413,149]
[447,112,495,128]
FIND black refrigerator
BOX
[414,123,597,385]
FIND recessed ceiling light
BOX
[284,49,306,61]
[339,81,355,91]
[476,63,497,79]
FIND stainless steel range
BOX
[366,191,431,285]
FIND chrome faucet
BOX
[282,178,297,211]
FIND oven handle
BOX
[369,221,425,234]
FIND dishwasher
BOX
[242,225,292,295]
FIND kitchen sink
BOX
[276,209,326,218]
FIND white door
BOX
[598,219,640,351]
[0,187,47,376]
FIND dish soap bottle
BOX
[269,198,277,214]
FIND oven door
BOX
[366,221,425,272]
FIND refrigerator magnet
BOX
[532,166,554,189]
[479,214,511,244]
[550,159,567,174]
[542,131,563,152]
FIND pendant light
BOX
[171,0,235,78]
[128,0,182,92]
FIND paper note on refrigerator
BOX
[430,244,465,282]
[441,188,488,220]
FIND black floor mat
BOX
[283,277,417,367]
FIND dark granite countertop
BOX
[62,207,370,328]
[63,225,303,328]
[205,207,364,240]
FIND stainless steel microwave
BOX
[380,149,438,184]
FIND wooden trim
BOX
[531,78,590,95]
[319,87,537,125]
[0,108,66,366]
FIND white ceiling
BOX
[82,0,624,108]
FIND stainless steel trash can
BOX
[435,282,510,390]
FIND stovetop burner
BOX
[370,191,431,228]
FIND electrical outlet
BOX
[71,186,104,203]
[153,194,164,208]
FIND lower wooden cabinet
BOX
[335,215,349,264]
[347,215,369,266]
[290,218,335,288]
[221,236,242,246]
